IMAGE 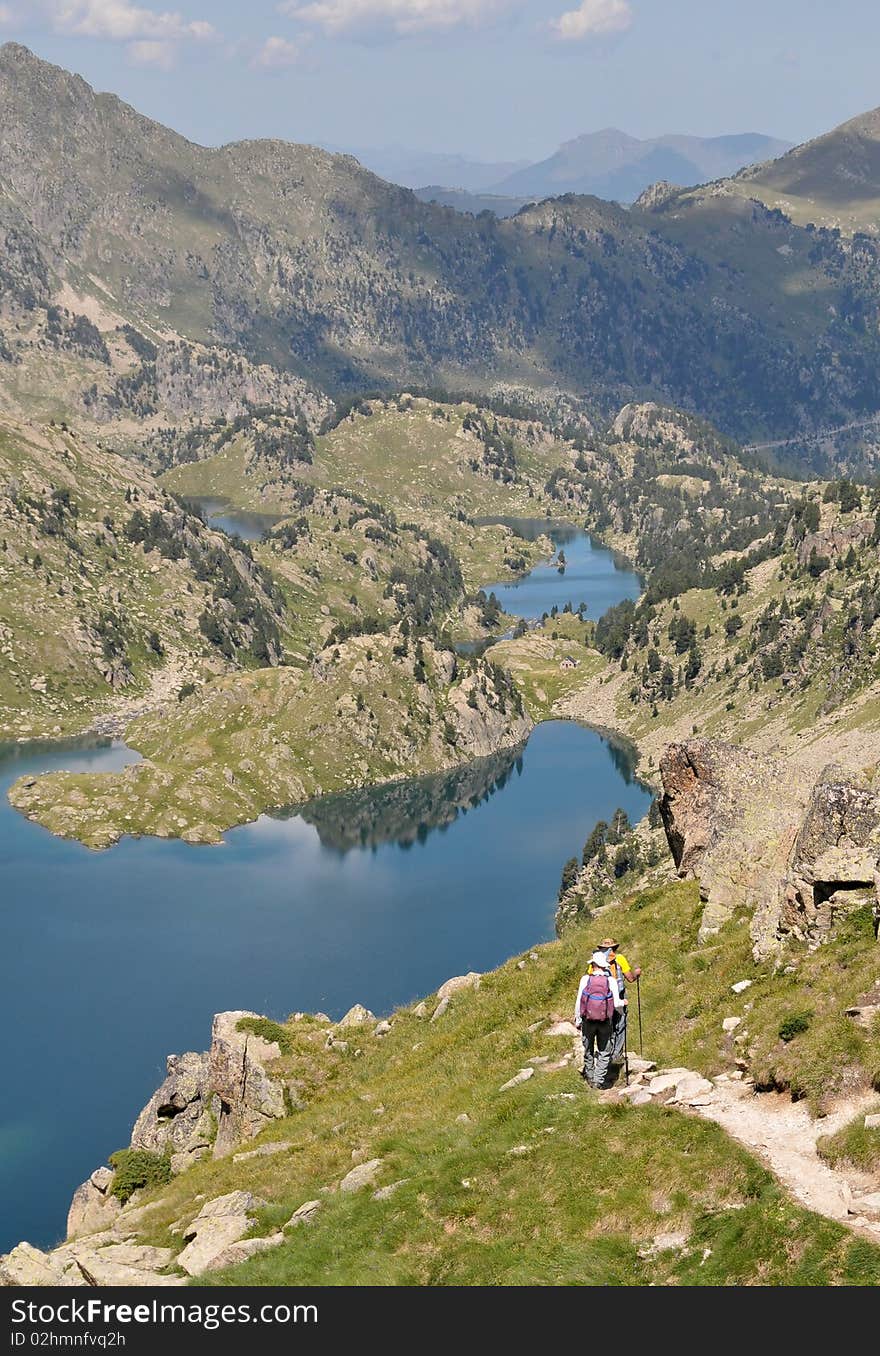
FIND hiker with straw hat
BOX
[598,937,642,1068]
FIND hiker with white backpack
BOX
[574,950,624,1089]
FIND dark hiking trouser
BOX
[610,1006,627,1066]
[581,1018,613,1087]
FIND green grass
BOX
[817,1102,880,1174]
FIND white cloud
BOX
[126,36,175,66]
[42,2,216,43]
[279,0,516,38]
[549,0,631,42]
[253,34,301,67]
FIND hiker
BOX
[574,950,624,1089]
[598,937,642,1069]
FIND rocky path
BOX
[608,1056,880,1237]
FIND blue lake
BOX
[0,515,648,1253]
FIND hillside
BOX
[0,416,297,740]
[729,107,880,234]
[2,44,880,460]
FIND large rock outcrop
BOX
[209,1011,287,1158]
[660,739,880,957]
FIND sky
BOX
[1,1,878,162]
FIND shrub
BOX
[108,1149,172,1204]
[779,1010,813,1043]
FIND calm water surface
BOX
[478,517,641,620]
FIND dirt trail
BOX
[691,1081,879,1233]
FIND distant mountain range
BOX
[0,41,878,469]
[355,129,792,215]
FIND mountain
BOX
[336,145,530,192]
[725,106,880,233]
[490,129,792,202]
[1,43,879,465]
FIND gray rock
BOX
[372,1179,408,1201]
[722,1017,742,1032]
[731,980,753,994]
[499,1068,534,1092]
[177,1191,267,1277]
[849,1193,880,1218]
[67,1168,122,1240]
[339,1158,383,1193]
[373,1020,392,1037]
[73,1253,185,1287]
[232,1142,288,1163]
[0,1242,65,1286]
[430,997,450,1022]
[286,1200,322,1228]
[864,1114,880,1130]
[436,972,481,1004]
[337,1004,374,1028]
[202,1233,283,1272]
[669,1073,714,1104]
[210,1012,286,1158]
[545,1020,578,1038]
[412,1002,427,1018]
[130,1050,215,1168]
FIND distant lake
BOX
[476,517,641,621]
[185,496,278,541]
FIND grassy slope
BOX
[113,877,880,1287]
[0,417,254,740]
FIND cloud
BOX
[0,4,15,24]
[549,0,631,42]
[279,0,517,38]
[253,34,302,67]
[41,2,216,43]
[127,36,175,66]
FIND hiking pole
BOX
[636,976,643,1058]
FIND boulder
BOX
[209,1012,286,1158]
[286,1200,322,1228]
[337,1004,374,1028]
[731,980,753,994]
[668,1073,714,1104]
[436,972,481,1004]
[339,1158,383,1193]
[864,1114,880,1130]
[177,1191,267,1277]
[722,1017,742,1033]
[546,1020,579,1038]
[201,1233,283,1272]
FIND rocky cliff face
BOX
[660,739,880,957]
